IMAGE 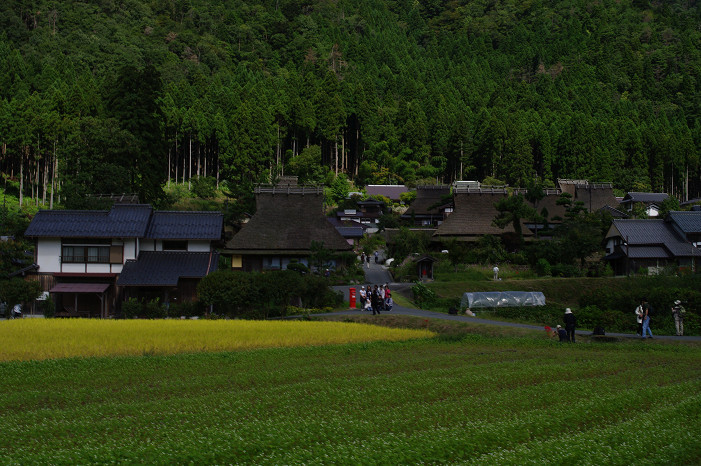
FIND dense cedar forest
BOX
[0,0,700,208]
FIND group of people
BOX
[554,308,578,342]
[358,284,392,315]
[554,297,687,342]
[359,251,381,268]
[635,297,686,337]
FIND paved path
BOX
[331,284,701,342]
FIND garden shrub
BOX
[40,297,55,318]
[121,298,141,319]
[411,282,436,308]
[535,258,551,277]
[551,263,582,277]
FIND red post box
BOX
[349,287,356,309]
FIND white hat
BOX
[565,308,572,314]
[674,300,681,305]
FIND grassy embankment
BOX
[1,316,699,464]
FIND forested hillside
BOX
[1,0,700,208]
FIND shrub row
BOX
[197,270,342,319]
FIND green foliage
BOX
[39,297,55,318]
[327,174,351,206]
[411,281,437,308]
[399,191,417,205]
[0,278,41,309]
[377,212,400,231]
[197,269,340,318]
[190,176,217,199]
[359,233,386,256]
[386,228,429,260]
[535,258,551,277]
[1,0,700,210]
[121,298,141,319]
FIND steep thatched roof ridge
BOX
[433,192,532,238]
[226,192,352,252]
[576,185,620,212]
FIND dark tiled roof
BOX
[226,192,352,252]
[25,204,152,238]
[434,192,532,238]
[327,218,365,238]
[609,219,701,257]
[667,211,701,234]
[366,185,409,201]
[117,251,218,286]
[146,211,223,240]
[627,246,670,259]
[622,192,669,204]
[402,185,450,217]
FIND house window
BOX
[163,240,188,251]
[61,239,111,263]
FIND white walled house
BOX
[24,205,222,317]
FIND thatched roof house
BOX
[401,185,452,226]
[225,187,352,271]
[432,188,533,243]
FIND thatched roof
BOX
[576,184,619,212]
[401,185,451,218]
[433,191,532,240]
[226,189,352,253]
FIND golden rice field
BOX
[0,319,435,361]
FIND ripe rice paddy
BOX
[0,319,435,361]
[0,318,699,464]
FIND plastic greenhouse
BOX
[460,291,546,309]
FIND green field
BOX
[1,318,699,464]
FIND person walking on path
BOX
[564,308,577,343]
[493,265,499,280]
[366,254,370,268]
[384,283,391,311]
[672,299,685,336]
[641,297,653,339]
[635,304,644,336]
[374,251,379,264]
[359,286,367,310]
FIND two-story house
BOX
[24,204,222,317]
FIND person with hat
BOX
[671,299,686,336]
[563,308,577,343]
[556,325,568,342]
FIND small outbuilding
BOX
[412,254,438,281]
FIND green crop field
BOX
[1,320,699,464]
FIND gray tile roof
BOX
[610,219,701,258]
[667,211,701,234]
[117,251,218,286]
[25,204,152,238]
[627,246,670,259]
[622,192,669,204]
[146,211,223,240]
[327,218,365,238]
